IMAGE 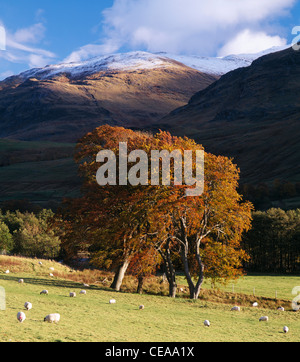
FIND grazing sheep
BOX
[252,302,258,307]
[231,306,241,311]
[49,267,54,271]
[24,302,32,311]
[18,279,24,284]
[277,306,285,311]
[5,270,9,274]
[83,283,90,288]
[204,320,210,327]
[259,316,269,322]
[49,273,54,277]
[80,290,86,295]
[40,289,49,295]
[139,305,145,310]
[44,313,60,324]
[283,326,289,334]
[38,261,43,265]
[17,311,26,323]
[69,292,76,297]
[109,299,116,304]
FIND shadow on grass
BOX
[0,274,112,293]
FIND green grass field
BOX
[201,274,300,301]
[0,256,299,342]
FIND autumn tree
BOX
[56,126,163,291]
[143,135,253,299]
[127,242,161,294]
[56,125,253,298]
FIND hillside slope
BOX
[0,52,217,142]
[156,47,300,186]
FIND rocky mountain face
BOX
[156,47,300,185]
[0,52,218,142]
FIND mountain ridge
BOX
[154,46,300,185]
[0,52,217,142]
[0,46,288,84]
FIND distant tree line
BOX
[242,208,300,273]
[0,209,61,259]
[1,206,300,281]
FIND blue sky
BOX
[0,0,300,79]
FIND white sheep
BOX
[231,306,241,311]
[252,302,258,307]
[283,326,289,334]
[40,289,49,295]
[277,306,285,311]
[83,283,90,288]
[49,273,54,277]
[204,320,210,327]
[69,292,76,297]
[17,311,26,323]
[44,313,60,324]
[38,261,43,265]
[80,290,86,295]
[18,279,24,283]
[139,305,145,310]
[109,299,116,304]
[259,316,269,322]
[49,267,54,271]
[5,270,9,274]
[24,302,32,311]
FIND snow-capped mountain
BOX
[0,51,217,142]
[17,51,174,81]
[157,45,289,76]
[0,44,291,143]
[4,45,289,82]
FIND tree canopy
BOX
[55,125,253,298]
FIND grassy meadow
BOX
[0,256,299,342]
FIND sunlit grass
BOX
[0,256,299,342]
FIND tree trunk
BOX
[180,242,204,300]
[194,241,205,299]
[178,216,200,299]
[110,257,131,291]
[180,244,196,299]
[137,276,144,294]
[158,240,177,298]
[168,278,177,298]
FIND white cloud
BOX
[0,21,56,70]
[64,41,120,63]
[218,29,287,56]
[65,0,295,62]
[13,23,46,44]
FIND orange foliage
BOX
[54,125,253,297]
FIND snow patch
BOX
[158,45,289,75]
[7,45,291,81]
